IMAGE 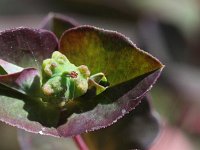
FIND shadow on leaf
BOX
[83,96,160,150]
[0,69,159,133]
[58,69,158,126]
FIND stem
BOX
[73,135,89,150]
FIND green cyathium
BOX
[41,51,108,107]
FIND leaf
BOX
[56,69,162,136]
[82,96,160,150]
[39,13,78,38]
[0,68,162,137]
[0,58,39,95]
[0,89,60,133]
[59,26,163,86]
[0,67,40,97]
[0,28,59,134]
[52,26,163,136]
[0,66,7,75]
[0,59,23,74]
[0,26,163,137]
[0,27,58,69]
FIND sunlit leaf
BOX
[60,26,163,86]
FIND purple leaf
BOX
[56,69,162,137]
[39,12,78,38]
[0,59,23,74]
[0,27,58,69]
[0,67,40,96]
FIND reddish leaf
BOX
[0,27,58,69]
[39,13,78,38]
[0,67,40,96]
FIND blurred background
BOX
[0,0,200,150]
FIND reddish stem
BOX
[73,135,89,150]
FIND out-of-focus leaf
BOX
[82,96,160,150]
[168,64,200,103]
[151,61,200,136]
[150,125,194,150]
[39,13,78,38]
[0,27,58,69]
[0,122,20,150]
[129,0,200,36]
[0,26,163,137]
[18,129,79,150]
[137,18,200,135]
[163,64,200,134]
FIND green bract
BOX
[41,51,108,107]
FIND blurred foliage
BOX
[0,0,200,149]
[18,130,78,150]
[83,96,160,150]
[0,122,20,150]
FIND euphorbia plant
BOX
[0,13,164,149]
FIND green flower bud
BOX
[41,51,90,106]
[41,51,109,107]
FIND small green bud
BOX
[41,51,109,107]
[42,51,90,105]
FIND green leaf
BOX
[0,89,60,130]
[59,26,163,86]
[0,66,7,75]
